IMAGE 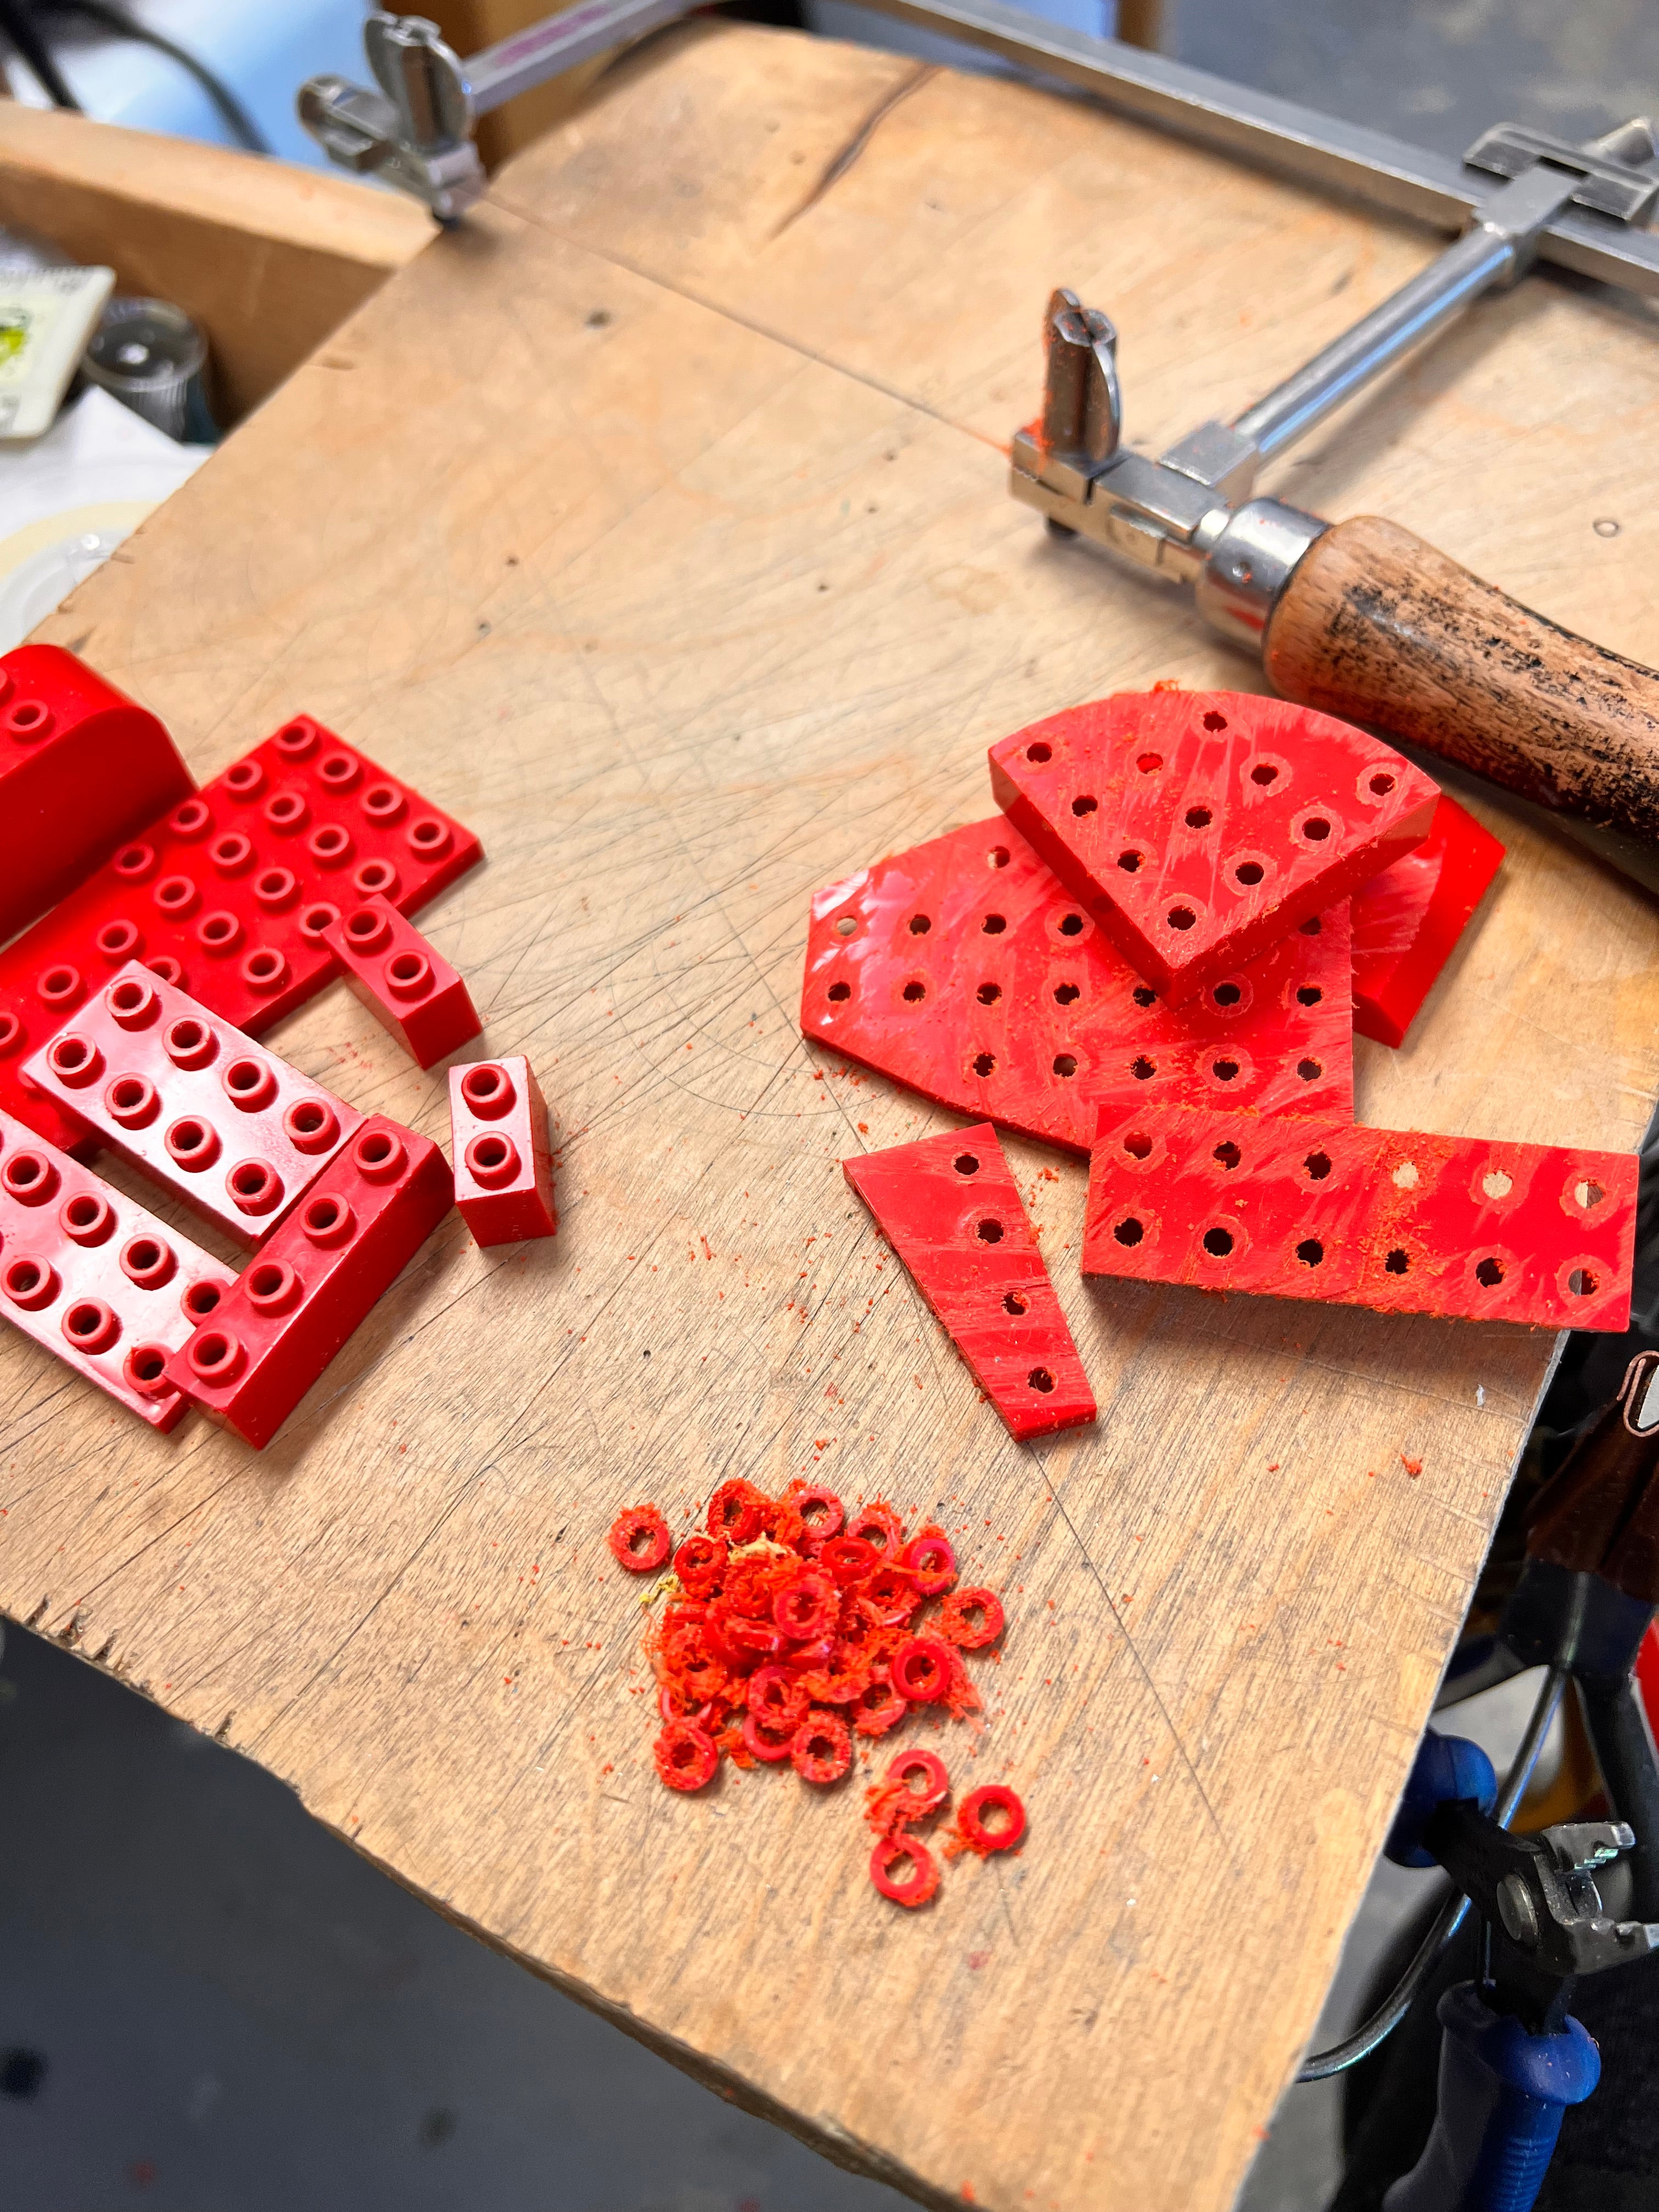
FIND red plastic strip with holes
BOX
[448,1056,557,1246]
[844,1121,1096,1439]
[988,690,1438,1001]
[802,817,1352,1153]
[1081,1102,1635,1331]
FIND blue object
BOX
[1384,1983,1600,2212]
[1386,1731,1498,1870]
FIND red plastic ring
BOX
[870,1834,939,1908]
[608,1505,671,1572]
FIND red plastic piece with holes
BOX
[803,817,1353,1153]
[844,1121,1096,1440]
[447,1055,556,1246]
[870,1833,940,1906]
[162,1114,453,1448]
[23,963,362,1249]
[0,645,193,942]
[1082,1102,1636,1331]
[0,1105,233,1430]
[608,1505,672,1571]
[0,710,482,1153]
[988,691,1438,1002]
[321,894,481,1069]
[1351,795,1505,1048]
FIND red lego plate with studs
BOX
[988,690,1438,1001]
[321,894,482,1069]
[22,963,362,1248]
[1081,1102,1635,1331]
[1351,795,1504,1048]
[0,1106,234,1429]
[802,817,1352,1152]
[844,1121,1096,1440]
[165,1114,454,1449]
[0,710,482,1153]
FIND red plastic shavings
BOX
[800,816,1354,1154]
[988,690,1437,1001]
[938,1588,1006,1650]
[742,1713,797,1763]
[891,1636,954,1703]
[900,1528,957,1596]
[951,1784,1026,1857]
[1351,794,1504,1048]
[1082,1101,1637,1332]
[844,1124,1096,1442]
[870,1833,940,1908]
[654,1721,718,1792]
[821,1534,881,1585]
[791,1711,853,1784]
[774,1480,844,1552]
[865,1747,950,1835]
[773,1571,836,1639]
[706,1479,770,1543]
[608,1505,672,1573]
[673,1533,727,1595]
[843,1500,905,1556]
[853,1677,906,1737]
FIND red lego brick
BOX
[0,710,482,1150]
[1351,795,1505,1048]
[844,1122,1096,1440]
[0,645,194,942]
[802,817,1352,1153]
[1081,1102,1635,1332]
[22,963,362,1249]
[988,690,1439,1002]
[321,895,482,1069]
[0,1105,233,1430]
[164,1115,454,1448]
[448,1056,557,1245]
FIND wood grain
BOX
[0,106,433,422]
[7,25,1659,2211]
[1266,512,1659,843]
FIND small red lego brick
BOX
[1082,1102,1636,1332]
[1352,795,1505,1048]
[802,817,1352,1153]
[448,1056,557,1245]
[321,895,481,1069]
[0,645,193,941]
[0,710,481,1148]
[22,963,362,1248]
[988,690,1439,1001]
[164,1115,454,1448]
[0,1105,233,1429]
[844,1122,1096,1440]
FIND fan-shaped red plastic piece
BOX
[803,818,1352,1153]
[1351,795,1504,1048]
[1082,1102,1635,1332]
[988,690,1438,1002]
[844,1122,1096,1440]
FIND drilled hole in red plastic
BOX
[901,981,926,1002]
[1569,1268,1598,1296]
[1058,914,1084,937]
[988,845,1009,870]
[1116,850,1142,874]
[975,1219,1003,1244]
[1297,1058,1323,1082]
[1304,1150,1332,1181]
[1212,983,1242,1006]
[1475,1256,1505,1288]
[827,981,851,1001]
[1251,762,1278,786]
[953,1153,979,1176]
[1211,1059,1239,1082]
[1137,753,1162,774]
[1131,1054,1155,1080]
[1369,772,1395,795]
[1114,1218,1144,1246]
[971,1051,995,1077]
[978,981,1005,1006]
[1131,986,1156,1008]
[1296,1239,1324,1267]
[1296,985,1323,1006]
[1122,1131,1152,1160]
[1166,906,1195,932]
[1235,861,1264,886]
[981,915,1006,936]
[1214,1142,1241,1170]
[1202,711,1228,732]
[1186,806,1212,828]
[1071,794,1097,816]
[1301,817,1331,842]
[1003,1290,1027,1314]
[1053,1053,1077,1077]
[1300,915,1323,935]
[1202,1226,1234,1257]
[1025,742,1051,764]
[1027,1368,1055,1393]
[907,914,930,935]
[1385,1249,1410,1276]
[834,916,856,937]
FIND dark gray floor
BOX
[7,4,1659,2208]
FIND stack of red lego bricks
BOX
[804,686,1636,1434]
[0,646,560,1448]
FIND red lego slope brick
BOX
[165,1116,454,1449]
[802,818,1352,1153]
[23,964,362,1248]
[449,1057,557,1246]
[1082,1102,1635,1332]
[321,895,481,1069]
[988,690,1438,1001]
[1351,795,1505,1048]
[0,711,482,1152]
[845,1122,1096,1440]
[0,645,193,941]
[0,1107,233,1430]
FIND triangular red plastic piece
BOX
[1351,795,1504,1047]
[988,690,1438,1001]
[844,1123,1095,1441]
[802,817,1353,1153]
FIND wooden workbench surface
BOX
[10,26,1659,2210]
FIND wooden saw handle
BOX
[1262,515,1659,847]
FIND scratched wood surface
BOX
[9,26,1659,2211]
